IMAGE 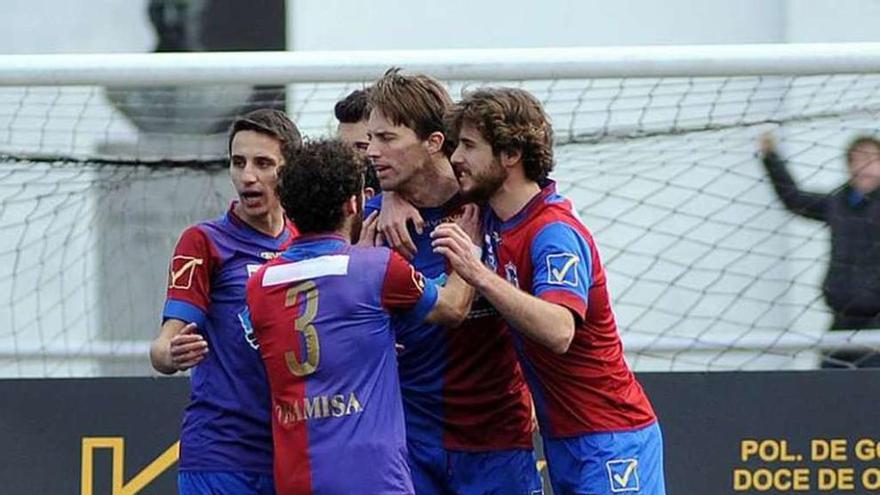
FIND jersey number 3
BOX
[284,281,320,376]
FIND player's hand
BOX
[759,132,776,156]
[455,204,482,246]
[379,191,423,260]
[356,211,385,247]
[169,323,208,371]
[431,223,486,286]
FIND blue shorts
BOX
[543,422,666,495]
[179,470,275,495]
[408,440,544,495]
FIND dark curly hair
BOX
[445,87,554,182]
[228,108,302,159]
[277,139,365,234]
[368,67,455,156]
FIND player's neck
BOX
[489,176,542,222]
[398,156,459,208]
[236,205,286,237]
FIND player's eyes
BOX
[255,158,275,168]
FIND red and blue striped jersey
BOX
[365,195,534,451]
[245,234,438,494]
[484,181,656,438]
[162,202,297,474]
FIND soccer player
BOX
[242,139,474,494]
[432,87,666,495]
[149,109,301,495]
[335,88,381,198]
[365,69,541,495]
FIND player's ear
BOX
[343,194,359,216]
[500,148,522,168]
[363,187,376,200]
[424,131,445,155]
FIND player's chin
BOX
[239,197,270,217]
[457,177,476,196]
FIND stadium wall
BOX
[3,371,879,494]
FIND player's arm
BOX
[151,226,213,374]
[382,251,473,328]
[424,270,475,327]
[150,320,207,374]
[424,203,482,326]
[758,133,829,221]
[432,223,576,354]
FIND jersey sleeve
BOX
[162,226,215,328]
[529,221,593,321]
[381,250,439,322]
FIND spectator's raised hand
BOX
[759,132,777,156]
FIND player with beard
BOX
[432,88,666,495]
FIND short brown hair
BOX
[445,87,554,183]
[228,108,302,159]
[368,68,454,156]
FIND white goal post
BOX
[2,43,880,376]
[4,44,880,86]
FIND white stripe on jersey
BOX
[262,255,350,286]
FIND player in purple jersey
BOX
[150,109,302,495]
[243,139,476,494]
[365,69,541,495]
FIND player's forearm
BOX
[150,337,177,375]
[428,272,475,327]
[472,269,575,354]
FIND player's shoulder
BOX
[177,211,231,244]
[348,244,394,267]
[172,222,216,256]
[536,193,592,233]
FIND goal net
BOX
[2,45,879,376]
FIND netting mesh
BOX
[2,72,879,376]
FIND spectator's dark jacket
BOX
[763,152,880,330]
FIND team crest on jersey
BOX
[546,253,579,287]
[169,255,204,290]
[504,262,520,288]
[606,458,639,492]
